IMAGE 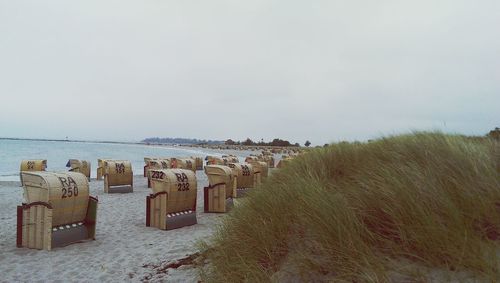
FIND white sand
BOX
[0,172,225,282]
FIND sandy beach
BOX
[0,171,223,282]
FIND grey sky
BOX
[0,0,498,145]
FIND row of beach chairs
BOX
[15,153,280,251]
[21,159,92,179]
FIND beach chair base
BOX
[146,192,197,230]
[166,212,198,230]
[17,197,98,250]
[105,185,133,194]
[52,224,90,248]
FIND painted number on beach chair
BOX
[175,172,190,191]
[58,176,79,199]
[115,163,125,174]
[177,182,190,191]
[151,171,165,179]
[27,161,35,170]
[242,165,251,176]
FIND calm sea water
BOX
[0,139,238,181]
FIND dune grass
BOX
[199,132,500,282]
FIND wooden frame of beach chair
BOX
[103,160,133,193]
[16,172,98,251]
[228,163,260,197]
[203,165,237,213]
[66,159,91,180]
[20,160,47,172]
[143,157,153,177]
[190,156,204,171]
[96,158,110,180]
[146,169,197,230]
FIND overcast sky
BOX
[0,1,498,145]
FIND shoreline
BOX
[0,137,145,145]
[0,137,304,150]
[0,139,290,181]
[0,139,262,181]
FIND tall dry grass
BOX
[199,132,500,282]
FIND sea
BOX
[0,139,241,181]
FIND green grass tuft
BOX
[200,132,500,282]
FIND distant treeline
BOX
[488,127,500,140]
[225,138,299,147]
[141,137,223,145]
